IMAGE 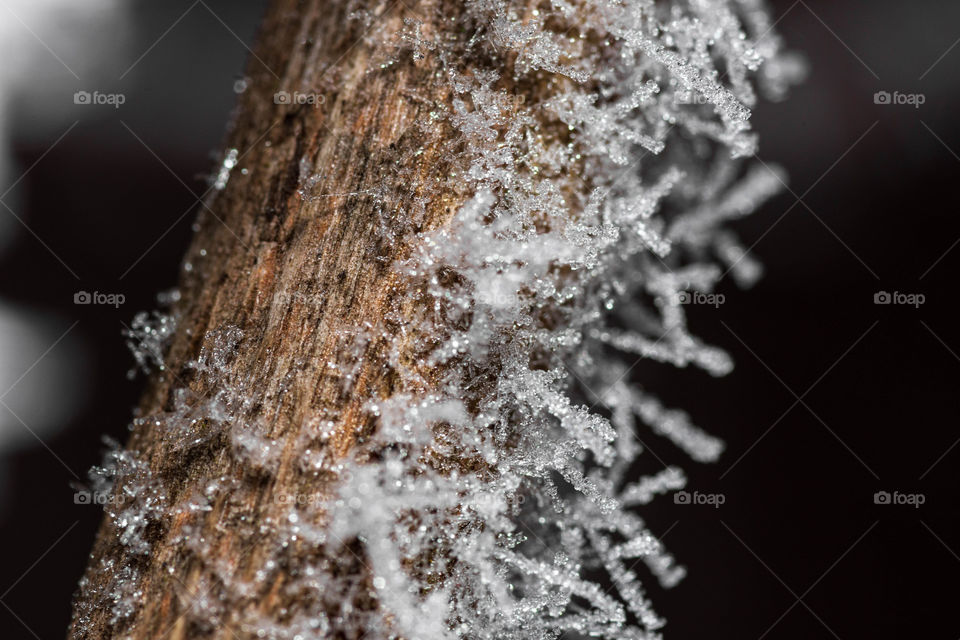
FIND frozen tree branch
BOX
[71,0,801,638]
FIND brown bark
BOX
[71,0,486,637]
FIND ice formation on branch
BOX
[75,1,801,638]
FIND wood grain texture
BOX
[71,1,488,637]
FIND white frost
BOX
[76,1,802,638]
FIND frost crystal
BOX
[122,309,177,378]
[76,1,801,638]
[213,147,239,191]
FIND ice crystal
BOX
[73,437,167,628]
[213,147,239,191]
[76,1,801,638]
[123,309,177,378]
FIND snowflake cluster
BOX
[75,1,801,638]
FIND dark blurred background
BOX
[0,0,957,638]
